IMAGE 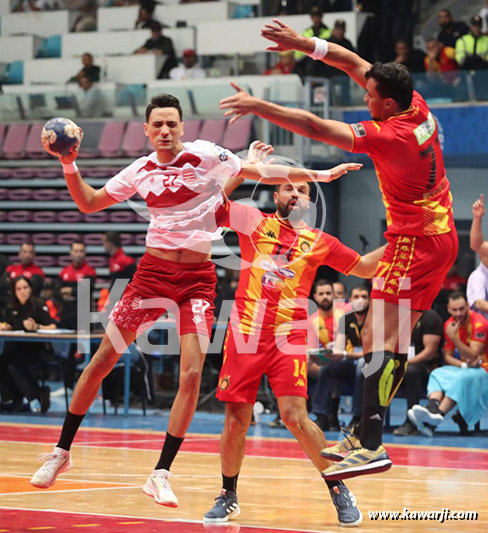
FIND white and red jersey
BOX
[104,140,242,250]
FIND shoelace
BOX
[37,451,64,463]
[337,427,361,453]
[153,471,172,488]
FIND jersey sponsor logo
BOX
[262,271,285,290]
[413,112,436,146]
[351,123,366,137]
[219,375,231,391]
[277,267,295,279]
[294,378,305,387]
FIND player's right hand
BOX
[246,140,275,165]
[220,82,256,124]
[472,193,485,219]
[261,19,305,53]
[59,146,79,165]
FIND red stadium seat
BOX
[109,211,135,223]
[32,189,58,201]
[11,168,36,179]
[7,210,32,222]
[199,119,226,145]
[120,233,134,245]
[134,233,146,246]
[222,117,253,152]
[56,233,82,245]
[34,255,57,267]
[86,255,108,268]
[83,212,110,223]
[83,234,104,245]
[6,233,30,244]
[26,123,49,159]
[2,123,29,159]
[0,188,9,200]
[0,169,12,179]
[0,211,8,221]
[32,233,57,245]
[181,119,202,143]
[98,121,126,158]
[32,211,57,223]
[37,168,63,178]
[58,211,83,223]
[7,189,33,201]
[121,121,148,158]
[57,256,73,267]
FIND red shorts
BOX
[109,253,216,336]
[370,230,458,311]
[217,327,308,404]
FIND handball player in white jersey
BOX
[31,93,359,507]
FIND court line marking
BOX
[0,485,140,497]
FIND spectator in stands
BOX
[294,7,331,79]
[424,37,458,85]
[316,285,370,433]
[393,38,425,72]
[442,262,466,292]
[6,243,45,297]
[408,292,488,436]
[437,8,469,49]
[78,75,109,118]
[68,53,101,84]
[455,15,488,70]
[0,276,56,413]
[263,50,296,75]
[67,0,97,32]
[134,6,160,30]
[103,231,136,287]
[467,256,488,319]
[134,21,178,79]
[393,309,443,436]
[169,49,206,80]
[333,281,347,301]
[13,0,45,11]
[480,0,488,35]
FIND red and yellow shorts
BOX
[109,252,216,336]
[217,327,308,404]
[370,230,458,311]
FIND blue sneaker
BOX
[329,484,363,527]
[203,490,240,523]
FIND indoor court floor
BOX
[1,396,487,533]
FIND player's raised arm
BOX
[470,194,488,256]
[220,82,354,151]
[59,148,118,214]
[261,19,372,89]
[349,244,387,278]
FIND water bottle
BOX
[253,401,264,423]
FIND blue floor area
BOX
[2,382,487,450]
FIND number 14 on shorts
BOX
[293,359,307,387]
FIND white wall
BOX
[2,10,73,37]
[0,35,43,61]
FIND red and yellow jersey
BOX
[443,311,488,372]
[350,91,455,237]
[224,201,360,335]
[308,311,334,349]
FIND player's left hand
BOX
[327,163,363,182]
[472,193,485,219]
[59,146,79,165]
[246,140,275,164]
[220,82,256,124]
[261,19,306,53]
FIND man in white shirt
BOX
[467,255,488,319]
[169,49,206,81]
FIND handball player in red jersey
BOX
[30,93,361,505]
[219,19,458,479]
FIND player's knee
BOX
[178,368,202,393]
[225,412,250,436]
[85,354,117,381]
[280,409,305,434]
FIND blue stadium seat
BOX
[36,35,62,58]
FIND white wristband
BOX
[342,351,347,361]
[309,37,329,60]
[461,362,468,369]
[317,170,332,183]
[62,162,78,174]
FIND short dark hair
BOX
[313,279,333,293]
[145,93,183,122]
[365,62,414,111]
[351,284,370,294]
[149,21,162,32]
[20,242,34,249]
[105,231,121,248]
[71,240,85,249]
[448,290,467,303]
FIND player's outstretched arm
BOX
[470,194,488,255]
[349,244,387,278]
[261,19,371,89]
[59,148,118,213]
[220,82,354,151]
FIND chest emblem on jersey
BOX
[182,168,196,184]
[262,271,286,290]
[300,240,311,253]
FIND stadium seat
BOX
[82,167,113,178]
[109,211,135,223]
[7,211,32,223]
[199,119,226,145]
[6,232,30,244]
[0,189,8,200]
[33,189,58,201]
[222,117,253,152]
[37,168,63,178]
[2,123,29,159]
[0,234,5,244]
[35,255,57,267]
[121,121,148,157]
[86,255,108,268]
[2,60,24,84]
[98,121,126,158]
[0,169,12,179]
[32,233,57,245]
[83,234,104,245]
[58,211,83,223]
[134,233,146,246]
[84,212,110,223]
[0,124,7,153]
[57,233,82,245]
[8,189,33,201]
[11,168,35,179]
[36,35,62,58]
[58,189,74,201]
[181,119,202,143]
[33,211,57,223]
[25,123,49,159]
[57,256,73,267]
[0,211,7,221]
[120,233,134,245]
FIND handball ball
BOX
[41,117,83,156]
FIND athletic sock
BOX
[427,398,441,414]
[155,433,184,471]
[387,353,408,406]
[57,411,85,451]
[325,479,344,489]
[222,474,238,493]
[360,351,395,451]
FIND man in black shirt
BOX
[437,9,468,49]
[134,22,177,79]
[393,309,443,436]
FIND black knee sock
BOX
[325,479,344,489]
[387,353,408,406]
[427,398,441,413]
[223,474,239,493]
[155,433,184,471]
[360,351,395,450]
[57,411,85,451]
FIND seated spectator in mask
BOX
[408,292,488,436]
[0,276,56,413]
[169,49,206,80]
[263,50,296,75]
[134,21,178,79]
[393,309,443,436]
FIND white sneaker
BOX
[142,469,178,507]
[31,446,73,488]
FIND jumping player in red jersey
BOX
[30,93,360,505]
[219,19,458,479]
[203,180,385,527]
